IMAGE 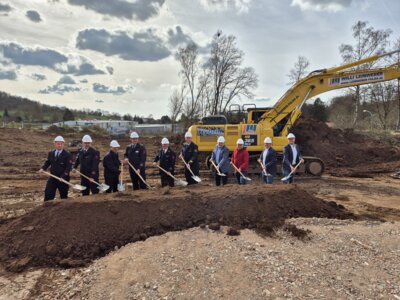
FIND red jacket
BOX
[231,147,249,171]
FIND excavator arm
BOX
[260,49,400,136]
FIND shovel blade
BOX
[192,175,202,183]
[243,176,252,181]
[117,183,125,192]
[281,176,290,182]
[97,184,110,192]
[218,173,226,177]
[73,185,87,191]
[175,180,188,187]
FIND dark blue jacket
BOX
[42,149,72,180]
[125,143,146,169]
[103,151,120,177]
[155,147,176,174]
[282,144,302,172]
[74,147,100,178]
[259,147,277,175]
[181,142,199,174]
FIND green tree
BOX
[63,108,75,121]
[302,98,328,122]
[160,115,171,124]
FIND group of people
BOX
[38,131,303,201]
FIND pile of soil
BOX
[0,185,353,272]
[293,118,400,174]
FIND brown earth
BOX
[0,184,352,272]
[293,118,400,176]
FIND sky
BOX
[0,0,399,118]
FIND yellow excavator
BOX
[187,49,400,176]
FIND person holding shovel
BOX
[124,131,147,190]
[231,138,249,185]
[72,134,100,195]
[210,136,230,186]
[38,136,73,201]
[103,140,121,193]
[282,133,304,184]
[153,138,176,187]
[258,137,277,184]
[181,131,200,185]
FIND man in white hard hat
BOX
[231,138,249,185]
[282,133,304,184]
[124,131,147,190]
[180,131,200,185]
[258,137,277,184]
[154,138,176,187]
[103,140,121,193]
[38,136,73,201]
[210,136,230,186]
[72,134,100,195]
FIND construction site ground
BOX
[0,122,399,300]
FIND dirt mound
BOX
[293,119,400,173]
[0,185,352,272]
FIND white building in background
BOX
[52,120,184,136]
[53,120,138,135]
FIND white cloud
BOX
[92,83,134,95]
[291,0,352,12]
[199,0,252,14]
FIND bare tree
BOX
[168,86,185,133]
[339,20,391,127]
[287,56,310,84]
[392,38,400,130]
[369,82,395,130]
[176,43,207,121]
[204,31,258,115]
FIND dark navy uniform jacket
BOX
[259,147,277,175]
[124,143,146,169]
[73,147,100,177]
[282,144,302,172]
[154,148,176,173]
[42,149,72,180]
[181,142,199,174]
[103,151,120,177]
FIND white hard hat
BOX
[264,137,272,144]
[236,138,244,145]
[161,137,169,144]
[110,140,120,148]
[217,136,225,143]
[130,132,139,138]
[184,131,192,138]
[82,135,92,143]
[287,133,295,139]
[54,135,65,142]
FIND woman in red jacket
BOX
[231,138,249,185]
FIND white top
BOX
[290,144,298,165]
[263,148,269,166]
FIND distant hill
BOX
[0,91,122,123]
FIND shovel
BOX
[156,165,188,187]
[126,161,152,189]
[230,162,252,181]
[73,169,110,193]
[40,170,87,191]
[210,159,226,177]
[281,161,302,182]
[179,154,202,183]
[258,160,272,177]
[118,163,125,192]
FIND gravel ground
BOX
[2,218,398,300]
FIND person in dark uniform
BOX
[39,135,72,201]
[180,131,200,185]
[258,137,277,184]
[282,133,304,184]
[124,131,147,190]
[103,140,121,193]
[72,134,100,195]
[154,138,176,187]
